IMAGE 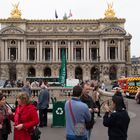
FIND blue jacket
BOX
[65,98,91,138]
[38,88,50,109]
[21,86,32,97]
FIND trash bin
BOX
[52,101,66,127]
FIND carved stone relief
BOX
[2,28,23,34]
[102,27,126,34]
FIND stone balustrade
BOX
[0,87,114,104]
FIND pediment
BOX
[1,27,24,35]
[101,26,126,35]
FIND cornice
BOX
[0,18,125,24]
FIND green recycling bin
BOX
[52,101,66,127]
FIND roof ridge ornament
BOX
[10,2,22,19]
[104,2,116,18]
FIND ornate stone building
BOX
[131,57,140,76]
[0,3,132,83]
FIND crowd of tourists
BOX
[0,80,130,140]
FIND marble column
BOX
[71,41,73,61]
[105,40,108,61]
[87,41,89,61]
[5,41,8,61]
[55,41,58,61]
[21,41,24,61]
[37,41,40,61]
[1,40,4,61]
[118,40,121,61]
[18,40,21,61]
[84,41,86,61]
[121,40,125,61]
[40,41,43,61]
[99,39,104,61]
[23,38,27,62]
[52,41,55,62]
[68,41,71,62]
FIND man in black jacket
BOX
[80,81,98,140]
[103,95,130,140]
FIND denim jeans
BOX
[87,129,92,140]
[66,135,87,140]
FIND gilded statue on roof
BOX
[104,2,116,18]
[10,2,22,18]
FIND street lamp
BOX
[9,54,16,81]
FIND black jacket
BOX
[103,110,130,140]
[80,94,97,129]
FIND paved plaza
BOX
[8,98,140,140]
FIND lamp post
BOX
[9,54,16,81]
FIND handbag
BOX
[31,126,41,140]
[69,100,85,136]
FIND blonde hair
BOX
[17,92,30,104]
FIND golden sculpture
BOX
[104,2,116,18]
[10,2,22,18]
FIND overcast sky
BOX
[0,0,139,57]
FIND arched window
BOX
[45,41,50,45]
[30,41,35,45]
[44,67,51,77]
[61,41,65,45]
[10,40,16,45]
[76,40,81,45]
[91,40,96,45]
[110,40,115,44]
[28,67,36,77]
[75,67,83,81]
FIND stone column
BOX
[84,41,86,61]
[68,41,71,62]
[5,41,8,61]
[55,41,58,61]
[99,39,104,61]
[105,40,108,61]
[52,41,55,62]
[37,41,40,61]
[1,40,4,61]
[18,40,20,61]
[58,47,60,61]
[121,40,125,61]
[87,41,89,61]
[27,48,29,61]
[40,41,43,61]
[21,41,24,61]
[127,40,131,62]
[115,47,117,60]
[89,48,91,61]
[118,40,121,61]
[23,38,27,62]
[71,41,74,61]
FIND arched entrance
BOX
[75,67,83,81]
[109,65,117,80]
[28,67,36,77]
[91,66,100,80]
[44,67,51,77]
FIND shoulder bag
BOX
[30,126,41,140]
[69,100,85,136]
